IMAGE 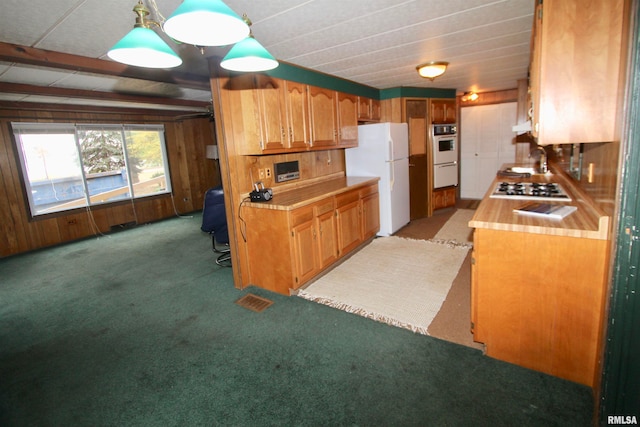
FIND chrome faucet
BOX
[530,146,548,174]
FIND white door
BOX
[460,103,517,199]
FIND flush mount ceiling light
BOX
[416,61,449,81]
[107,1,182,68]
[109,1,277,72]
[163,0,249,47]
[462,91,479,102]
[220,15,279,72]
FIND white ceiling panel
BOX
[0,0,536,105]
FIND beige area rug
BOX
[296,236,470,335]
[433,209,475,246]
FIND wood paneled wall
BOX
[0,107,219,257]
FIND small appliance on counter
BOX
[250,182,273,202]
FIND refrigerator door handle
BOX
[388,139,394,162]
[389,161,395,191]
[438,161,458,168]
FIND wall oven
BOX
[432,124,458,188]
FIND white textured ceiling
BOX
[0,0,534,106]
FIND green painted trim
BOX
[264,61,379,99]
[263,61,456,100]
[380,87,456,99]
[600,0,640,418]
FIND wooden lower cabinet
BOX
[471,228,609,387]
[336,190,363,255]
[432,187,456,210]
[244,183,379,294]
[361,189,380,240]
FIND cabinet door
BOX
[444,187,456,207]
[337,92,358,147]
[308,85,338,148]
[254,75,286,152]
[316,209,338,268]
[335,192,362,256]
[222,74,263,155]
[357,96,371,120]
[531,0,625,144]
[370,99,381,121]
[431,99,456,124]
[444,100,457,123]
[291,219,318,287]
[431,100,446,124]
[432,189,445,211]
[361,192,380,239]
[283,81,310,150]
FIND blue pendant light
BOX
[108,2,182,69]
[164,0,249,47]
[220,35,278,72]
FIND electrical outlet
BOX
[258,168,265,179]
[265,168,272,178]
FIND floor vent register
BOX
[235,293,274,313]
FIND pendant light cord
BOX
[146,0,167,25]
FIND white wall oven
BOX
[432,124,458,188]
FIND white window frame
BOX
[12,122,172,217]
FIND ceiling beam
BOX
[0,82,210,109]
[0,42,210,91]
[0,100,210,118]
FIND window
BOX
[12,123,171,216]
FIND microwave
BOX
[432,124,457,136]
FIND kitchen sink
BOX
[504,166,552,175]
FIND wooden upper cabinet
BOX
[283,80,310,150]
[337,92,358,147]
[357,96,382,122]
[224,76,361,154]
[430,99,457,124]
[357,96,371,120]
[530,0,626,145]
[254,75,287,152]
[370,99,381,121]
[308,85,338,148]
[222,74,263,155]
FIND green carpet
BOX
[0,213,593,426]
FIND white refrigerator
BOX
[345,122,410,236]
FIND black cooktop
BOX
[489,182,571,201]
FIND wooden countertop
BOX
[469,164,610,240]
[244,176,380,211]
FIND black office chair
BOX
[201,186,231,267]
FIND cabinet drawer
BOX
[359,184,378,198]
[314,198,335,216]
[335,189,359,207]
[291,205,314,227]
